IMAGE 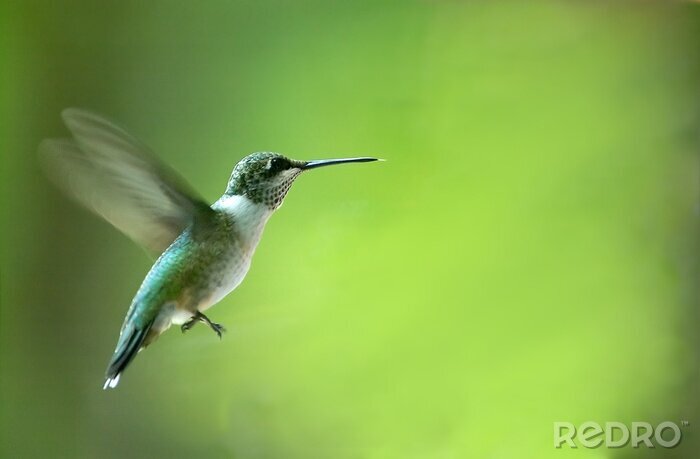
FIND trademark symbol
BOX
[681,421,690,427]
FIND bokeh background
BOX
[2,1,700,458]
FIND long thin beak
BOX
[302,157,380,170]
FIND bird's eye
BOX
[269,158,284,171]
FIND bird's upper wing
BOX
[40,108,215,256]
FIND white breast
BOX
[201,195,273,311]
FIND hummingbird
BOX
[40,108,378,389]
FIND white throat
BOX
[212,194,273,246]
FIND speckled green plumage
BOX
[226,152,304,205]
[122,211,237,336]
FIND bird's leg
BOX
[189,311,226,339]
[181,316,198,333]
[181,312,226,337]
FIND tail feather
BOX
[103,323,152,389]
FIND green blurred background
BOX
[2,1,700,457]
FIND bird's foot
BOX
[181,318,197,333]
[182,311,226,339]
[208,321,226,339]
[197,311,226,339]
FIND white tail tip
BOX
[103,373,121,390]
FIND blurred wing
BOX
[40,108,214,256]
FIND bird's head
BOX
[225,152,378,209]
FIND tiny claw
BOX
[181,317,197,333]
[210,322,226,339]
